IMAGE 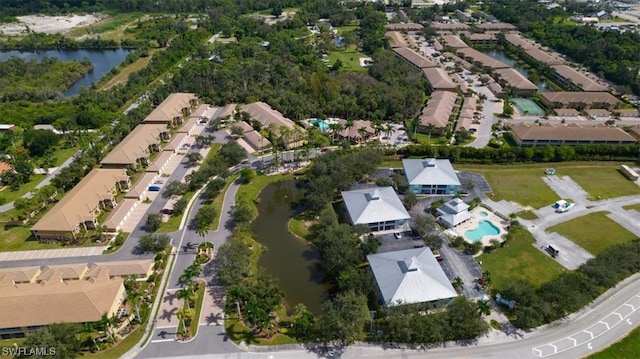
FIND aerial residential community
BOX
[0,0,639,358]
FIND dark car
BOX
[320,148,329,153]
[148,185,161,191]
[161,208,174,215]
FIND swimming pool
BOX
[479,211,488,217]
[310,118,330,131]
[465,220,500,242]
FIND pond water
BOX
[251,179,328,315]
[0,48,133,97]
[479,48,549,92]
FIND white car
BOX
[394,232,402,239]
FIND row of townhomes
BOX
[340,158,461,308]
[31,93,200,241]
[0,260,153,338]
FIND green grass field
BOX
[0,174,46,205]
[457,164,558,209]
[225,318,298,345]
[623,203,640,212]
[557,166,640,200]
[479,225,565,289]
[327,45,368,73]
[589,325,640,359]
[547,212,638,255]
[458,162,638,209]
[100,49,158,90]
[68,13,144,41]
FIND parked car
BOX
[161,208,174,215]
[394,232,402,239]
[320,148,329,153]
[148,185,161,191]
[154,180,164,184]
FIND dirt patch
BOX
[0,14,103,35]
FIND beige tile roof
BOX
[461,96,477,110]
[0,267,41,283]
[393,47,438,68]
[586,109,610,117]
[242,130,271,150]
[386,31,409,48]
[0,272,124,329]
[554,108,580,116]
[31,169,129,234]
[103,198,137,231]
[178,118,198,134]
[629,126,640,139]
[420,91,458,128]
[504,33,536,49]
[524,48,564,66]
[190,104,216,120]
[551,65,608,91]
[493,68,538,91]
[215,104,237,119]
[511,124,637,142]
[430,23,470,31]
[476,22,517,31]
[144,93,197,123]
[101,124,168,166]
[39,264,89,281]
[233,121,254,133]
[422,67,457,91]
[617,109,639,116]
[87,260,154,279]
[124,172,157,199]
[241,102,298,130]
[164,133,188,152]
[441,34,469,48]
[146,151,175,173]
[385,23,424,31]
[468,33,496,41]
[337,119,375,139]
[457,48,509,69]
[540,92,620,107]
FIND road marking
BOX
[612,312,623,320]
[627,319,633,325]
[150,339,174,343]
[598,321,610,330]
[624,303,635,310]
[584,330,594,339]
[549,343,557,354]
[532,348,543,357]
[568,337,577,346]
[587,342,592,350]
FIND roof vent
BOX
[423,158,437,168]
[398,260,418,273]
[366,190,381,201]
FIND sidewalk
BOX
[0,245,107,262]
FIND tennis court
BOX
[511,98,545,116]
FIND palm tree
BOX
[385,123,395,139]
[477,299,492,316]
[176,287,192,310]
[425,123,436,143]
[357,127,369,143]
[195,223,210,257]
[176,308,194,336]
[453,276,464,293]
[328,122,343,143]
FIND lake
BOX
[0,48,133,97]
[251,179,328,315]
[480,48,549,92]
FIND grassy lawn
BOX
[99,49,158,90]
[516,210,538,220]
[83,325,144,359]
[156,191,195,233]
[479,225,565,289]
[191,283,206,336]
[225,318,298,345]
[334,25,358,35]
[53,145,80,166]
[0,174,46,204]
[68,12,144,41]
[288,217,310,238]
[558,165,639,200]
[457,162,636,209]
[589,325,640,359]
[211,174,239,231]
[546,211,638,255]
[623,203,640,212]
[235,173,295,213]
[457,164,558,209]
[327,45,368,73]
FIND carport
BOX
[125,172,158,200]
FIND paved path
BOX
[0,245,107,262]
[0,150,80,212]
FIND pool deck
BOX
[453,207,509,247]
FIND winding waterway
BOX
[0,48,132,97]
[251,179,328,315]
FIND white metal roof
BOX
[402,158,461,186]
[367,248,457,306]
[341,187,410,225]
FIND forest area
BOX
[0,57,93,101]
[487,0,640,95]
